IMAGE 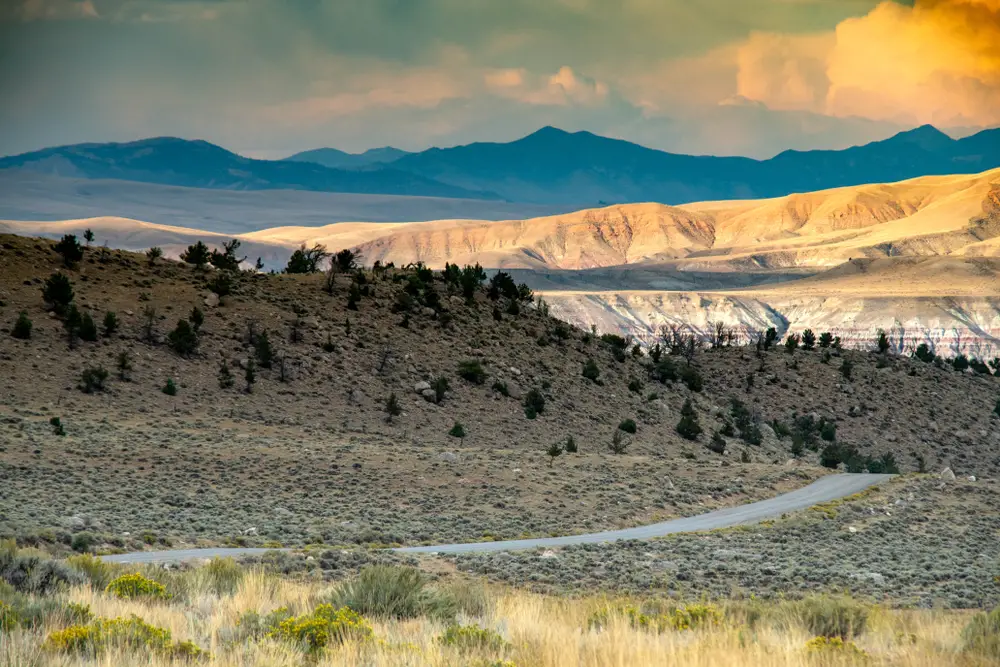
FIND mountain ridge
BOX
[0,137,496,200]
[282,146,411,169]
[4,125,999,208]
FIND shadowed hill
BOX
[0,137,495,199]
[389,125,1000,205]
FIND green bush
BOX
[458,360,487,384]
[326,566,455,621]
[793,595,869,639]
[79,366,109,394]
[45,615,202,658]
[962,606,1000,659]
[167,319,199,356]
[618,419,637,434]
[188,307,204,333]
[54,234,83,266]
[609,430,629,454]
[582,358,601,382]
[439,624,509,653]
[438,579,492,618]
[820,420,837,442]
[433,376,450,403]
[42,273,74,313]
[209,272,232,297]
[588,603,722,633]
[1,540,85,594]
[10,312,32,339]
[876,329,890,354]
[650,358,678,383]
[449,422,467,439]
[680,366,702,392]
[384,392,402,421]
[180,241,211,269]
[676,399,702,441]
[491,380,509,397]
[103,311,118,336]
[78,312,99,342]
[801,329,816,350]
[523,388,545,419]
[162,378,178,396]
[202,558,244,596]
[268,604,372,654]
[0,590,91,631]
[564,435,578,453]
[255,330,274,368]
[67,554,120,589]
[70,532,96,553]
[105,573,170,601]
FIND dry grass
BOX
[0,561,988,667]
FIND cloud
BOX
[16,0,98,20]
[260,63,470,123]
[736,32,833,111]
[1,0,995,161]
[734,0,1000,127]
[484,65,609,106]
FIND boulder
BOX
[414,381,431,393]
[940,467,956,480]
[421,389,437,402]
[204,292,220,308]
[438,452,459,463]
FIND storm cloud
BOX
[0,0,994,158]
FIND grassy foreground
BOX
[2,546,998,666]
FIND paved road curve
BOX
[104,474,892,564]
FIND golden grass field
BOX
[2,548,995,667]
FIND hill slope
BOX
[340,168,1000,271]
[1,234,997,556]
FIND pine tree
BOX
[545,440,564,466]
[103,311,118,336]
[385,393,402,422]
[245,358,257,393]
[10,312,32,339]
[218,359,235,389]
[676,398,703,441]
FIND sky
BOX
[0,0,998,159]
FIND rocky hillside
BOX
[1,233,998,554]
[6,170,1000,355]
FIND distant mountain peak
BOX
[883,124,954,151]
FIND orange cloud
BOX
[736,0,1000,127]
[736,32,833,112]
[486,66,609,106]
